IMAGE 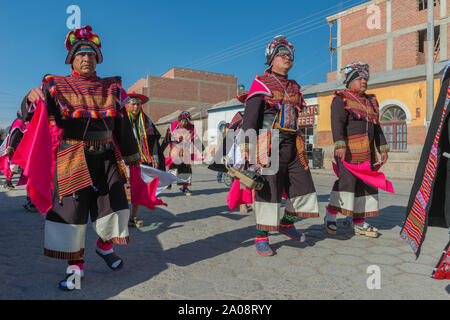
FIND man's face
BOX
[179,119,188,127]
[272,53,293,72]
[72,52,97,76]
[128,101,142,117]
[349,77,368,93]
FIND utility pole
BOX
[426,0,435,130]
[329,22,337,73]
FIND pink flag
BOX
[333,159,395,193]
[129,165,168,210]
[0,154,11,178]
[12,99,53,214]
[226,179,253,211]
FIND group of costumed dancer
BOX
[0,26,448,291]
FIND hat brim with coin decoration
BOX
[341,62,370,88]
[265,35,295,67]
[65,25,103,65]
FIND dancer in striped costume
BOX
[126,92,165,227]
[241,35,319,256]
[161,111,203,196]
[325,62,390,238]
[402,61,450,279]
[21,26,141,290]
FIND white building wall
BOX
[207,107,244,147]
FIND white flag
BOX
[139,164,187,196]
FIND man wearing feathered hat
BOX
[240,35,319,256]
[125,92,165,227]
[22,25,141,290]
[325,62,389,238]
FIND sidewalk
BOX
[0,169,447,300]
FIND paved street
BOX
[0,168,449,300]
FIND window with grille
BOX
[380,107,407,151]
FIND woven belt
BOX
[64,138,113,155]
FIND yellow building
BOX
[302,60,449,175]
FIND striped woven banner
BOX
[401,85,450,255]
[56,142,93,198]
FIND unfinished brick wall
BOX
[167,68,237,85]
[327,71,338,82]
[145,102,183,125]
[128,78,147,94]
[129,68,237,122]
[148,76,199,102]
[448,24,450,60]
[329,0,448,80]
[342,40,387,73]
[393,32,421,69]
[391,0,441,32]
[340,3,387,46]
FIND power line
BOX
[184,0,367,69]
[187,4,356,69]
[296,58,332,82]
[195,22,331,70]
[184,0,363,68]
[127,1,369,110]
[0,91,20,98]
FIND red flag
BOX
[129,165,167,210]
[12,99,53,214]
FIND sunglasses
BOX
[278,53,293,61]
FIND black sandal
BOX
[324,217,337,235]
[96,250,123,271]
[128,217,143,228]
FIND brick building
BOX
[303,0,449,175]
[327,0,449,81]
[128,67,238,123]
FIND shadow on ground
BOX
[0,185,255,299]
[160,187,229,197]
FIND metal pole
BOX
[426,0,435,130]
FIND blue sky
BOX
[0,0,369,127]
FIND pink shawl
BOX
[12,100,57,214]
[333,159,395,193]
